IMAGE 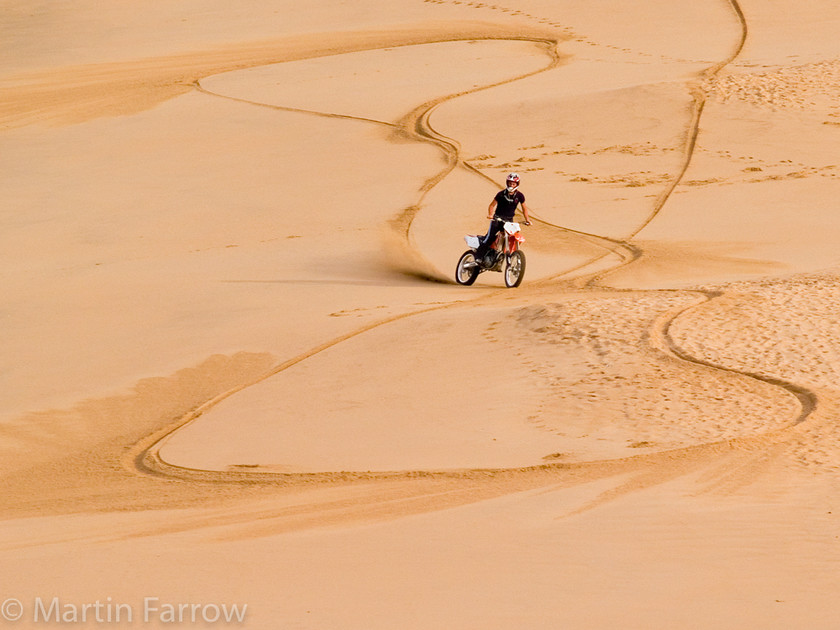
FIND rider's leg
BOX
[475,221,500,259]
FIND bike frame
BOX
[491,222,524,256]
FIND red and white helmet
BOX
[506,172,520,193]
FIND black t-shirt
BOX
[494,189,525,220]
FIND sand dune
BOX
[3,0,840,627]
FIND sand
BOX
[2,0,840,627]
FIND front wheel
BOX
[504,250,526,288]
[456,250,480,285]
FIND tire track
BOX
[650,290,817,427]
[193,36,626,282]
[406,76,636,274]
[193,80,399,129]
[545,0,748,287]
[390,37,634,276]
[642,0,814,435]
[130,2,816,507]
[194,35,632,280]
[580,0,817,438]
[127,303,455,480]
[132,36,588,480]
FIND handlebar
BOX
[490,216,531,226]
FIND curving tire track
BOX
[128,1,817,503]
[401,38,639,278]
[554,0,745,288]
[582,0,817,442]
[645,0,816,431]
[651,290,817,426]
[194,35,634,281]
[131,35,637,483]
[193,36,627,282]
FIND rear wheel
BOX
[504,250,526,288]
[456,251,480,285]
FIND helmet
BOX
[506,172,520,193]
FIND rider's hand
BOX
[524,220,532,226]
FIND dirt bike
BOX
[455,218,526,287]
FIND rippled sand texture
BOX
[2,0,840,627]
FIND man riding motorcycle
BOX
[473,172,532,265]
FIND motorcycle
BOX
[455,218,526,288]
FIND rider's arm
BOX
[487,199,497,219]
[520,201,532,225]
